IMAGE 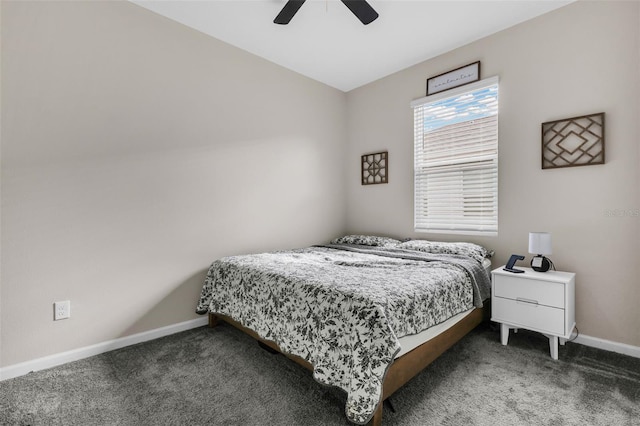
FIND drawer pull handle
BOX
[516,297,539,306]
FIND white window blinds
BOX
[411,76,499,236]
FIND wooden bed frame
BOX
[208,307,486,426]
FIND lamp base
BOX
[531,255,551,272]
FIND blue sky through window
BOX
[423,85,498,132]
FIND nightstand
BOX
[491,266,575,360]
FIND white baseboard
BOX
[573,333,640,359]
[2,318,637,381]
[0,317,208,381]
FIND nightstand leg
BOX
[500,323,509,345]
[549,336,559,360]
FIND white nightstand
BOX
[491,266,575,360]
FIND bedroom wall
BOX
[345,1,640,347]
[0,0,3,372]
[0,1,347,367]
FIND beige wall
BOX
[346,0,640,347]
[1,0,638,369]
[0,1,347,366]
[0,0,3,370]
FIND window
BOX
[411,76,498,236]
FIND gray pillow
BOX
[330,234,401,247]
[397,240,493,264]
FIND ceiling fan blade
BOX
[274,0,306,25]
[341,0,379,25]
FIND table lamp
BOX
[528,232,553,272]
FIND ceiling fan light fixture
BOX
[342,0,378,25]
[274,0,306,25]
[274,0,378,25]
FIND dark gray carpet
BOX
[1,321,639,426]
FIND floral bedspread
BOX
[196,244,490,424]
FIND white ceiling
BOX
[131,0,573,92]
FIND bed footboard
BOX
[208,313,219,328]
[207,308,484,426]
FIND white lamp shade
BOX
[529,232,552,255]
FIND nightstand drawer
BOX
[492,296,565,335]
[494,275,564,308]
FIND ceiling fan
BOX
[274,0,379,25]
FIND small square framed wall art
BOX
[361,151,388,185]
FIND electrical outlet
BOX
[54,300,71,320]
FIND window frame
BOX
[410,76,499,236]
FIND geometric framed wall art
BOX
[361,151,388,185]
[541,112,605,169]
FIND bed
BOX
[196,235,492,425]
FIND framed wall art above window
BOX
[426,61,481,96]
